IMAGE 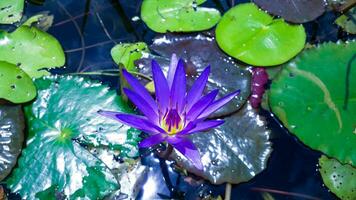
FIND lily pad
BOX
[0,61,36,103]
[0,0,24,24]
[319,155,356,200]
[0,25,65,78]
[335,7,356,34]
[215,3,306,66]
[137,33,251,117]
[0,105,24,181]
[141,0,221,33]
[111,42,149,72]
[24,76,141,157]
[170,103,272,184]
[252,0,326,23]
[269,42,356,166]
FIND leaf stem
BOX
[224,183,232,200]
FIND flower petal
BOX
[182,120,225,135]
[170,59,186,112]
[186,66,210,111]
[139,133,166,148]
[123,88,159,124]
[186,89,219,122]
[122,69,158,113]
[167,54,178,89]
[167,137,203,170]
[98,111,164,134]
[152,60,170,115]
[198,89,241,119]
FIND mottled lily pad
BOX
[141,0,221,33]
[170,103,272,184]
[319,156,356,200]
[24,76,141,157]
[335,7,356,34]
[137,33,251,117]
[0,61,36,103]
[0,105,24,181]
[215,3,306,66]
[0,0,24,24]
[0,25,65,78]
[269,42,356,166]
[111,42,149,72]
[253,0,326,23]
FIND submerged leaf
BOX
[0,25,65,78]
[0,61,36,103]
[111,42,149,72]
[141,0,221,33]
[215,3,306,66]
[0,0,24,24]
[252,0,326,23]
[170,103,272,184]
[269,42,356,166]
[0,105,24,181]
[335,7,356,34]
[137,33,251,117]
[319,156,356,200]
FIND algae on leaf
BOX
[269,42,356,166]
[335,7,356,34]
[0,0,24,24]
[141,0,221,33]
[0,61,36,104]
[319,156,356,200]
[216,3,306,66]
[0,25,65,78]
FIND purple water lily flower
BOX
[98,54,240,170]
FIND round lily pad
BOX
[169,103,272,184]
[137,33,251,117]
[0,25,65,78]
[253,0,326,23]
[141,0,221,33]
[0,61,36,103]
[269,42,356,166]
[111,42,149,72]
[0,0,24,24]
[319,156,356,200]
[0,105,24,181]
[215,3,306,66]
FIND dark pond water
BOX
[5,0,354,199]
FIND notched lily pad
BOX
[0,0,24,24]
[170,103,272,184]
[253,0,326,23]
[269,41,356,166]
[111,42,149,72]
[24,76,141,157]
[319,156,356,200]
[0,61,36,103]
[141,0,221,33]
[137,33,251,117]
[215,3,306,66]
[0,105,24,181]
[0,25,65,78]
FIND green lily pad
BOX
[0,61,36,103]
[0,0,24,24]
[0,25,65,78]
[111,42,149,72]
[0,105,24,181]
[269,42,356,166]
[215,3,306,66]
[335,7,356,34]
[319,156,356,200]
[141,0,221,33]
[170,103,272,184]
[24,76,141,157]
